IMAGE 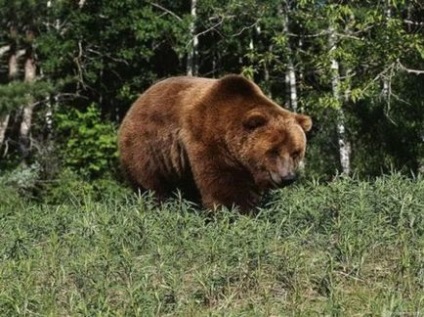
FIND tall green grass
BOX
[1,174,423,316]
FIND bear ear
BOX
[217,75,256,96]
[296,114,312,132]
[243,112,268,130]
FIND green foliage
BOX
[0,81,53,115]
[55,104,118,178]
[0,162,41,193]
[0,83,29,115]
[0,175,423,315]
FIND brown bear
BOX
[118,75,312,212]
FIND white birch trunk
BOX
[45,0,59,139]
[329,25,351,175]
[382,1,391,101]
[264,45,271,95]
[336,111,351,176]
[187,0,198,76]
[0,48,16,148]
[45,96,54,138]
[19,53,37,160]
[281,6,298,112]
[9,53,18,80]
[0,115,10,148]
[287,60,297,112]
[0,45,11,57]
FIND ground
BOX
[0,174,423,316]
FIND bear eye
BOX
[292,150,301,159]
[268,147,280,156]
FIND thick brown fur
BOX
[118,75,312,212]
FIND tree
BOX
[187,0,199,76]
[0,0,53,162]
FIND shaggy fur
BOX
[118,75,312,212]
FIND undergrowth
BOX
[0,174,423,316]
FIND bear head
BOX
[239,108,312,189]
[217,75,312,190]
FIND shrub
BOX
[55,104,118,178]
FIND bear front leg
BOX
[190,160,260,212]
[184,140,261,212]
[202,188,259,213]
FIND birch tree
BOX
[328,23,351,176]
[187,0,198,76]
[19,35,37,162]
[382,0,392,102]
[0,26,25,150]
[0,46,17,148]
[281,4,298,112]
[0,110,9,149]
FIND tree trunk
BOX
[286,59,297,112]
[281,5,298,112]
[45,96,54,139]
[0,45,11,57]
[264,44,272,97]
[0,47,16,149]
[336,111,351,176]
[0,115,10,149]
[329,25,351,175]
[297,37,305,113]
[187,0,198,76]
[19,51,37,162]
[382,1,391,101]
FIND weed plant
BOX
[0,174,423,316]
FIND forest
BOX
[0,0,423,185]
[1,1,424,316]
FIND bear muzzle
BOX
[268,156,298,188]
[280,173,297,186]
[269,171,297,188]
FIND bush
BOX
[0,163,42,199]
[55,104,118,178]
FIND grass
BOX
[0,174,423,316]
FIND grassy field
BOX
[1,174,423,316]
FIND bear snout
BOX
[280,173,297,187]
[269,171,297,187]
